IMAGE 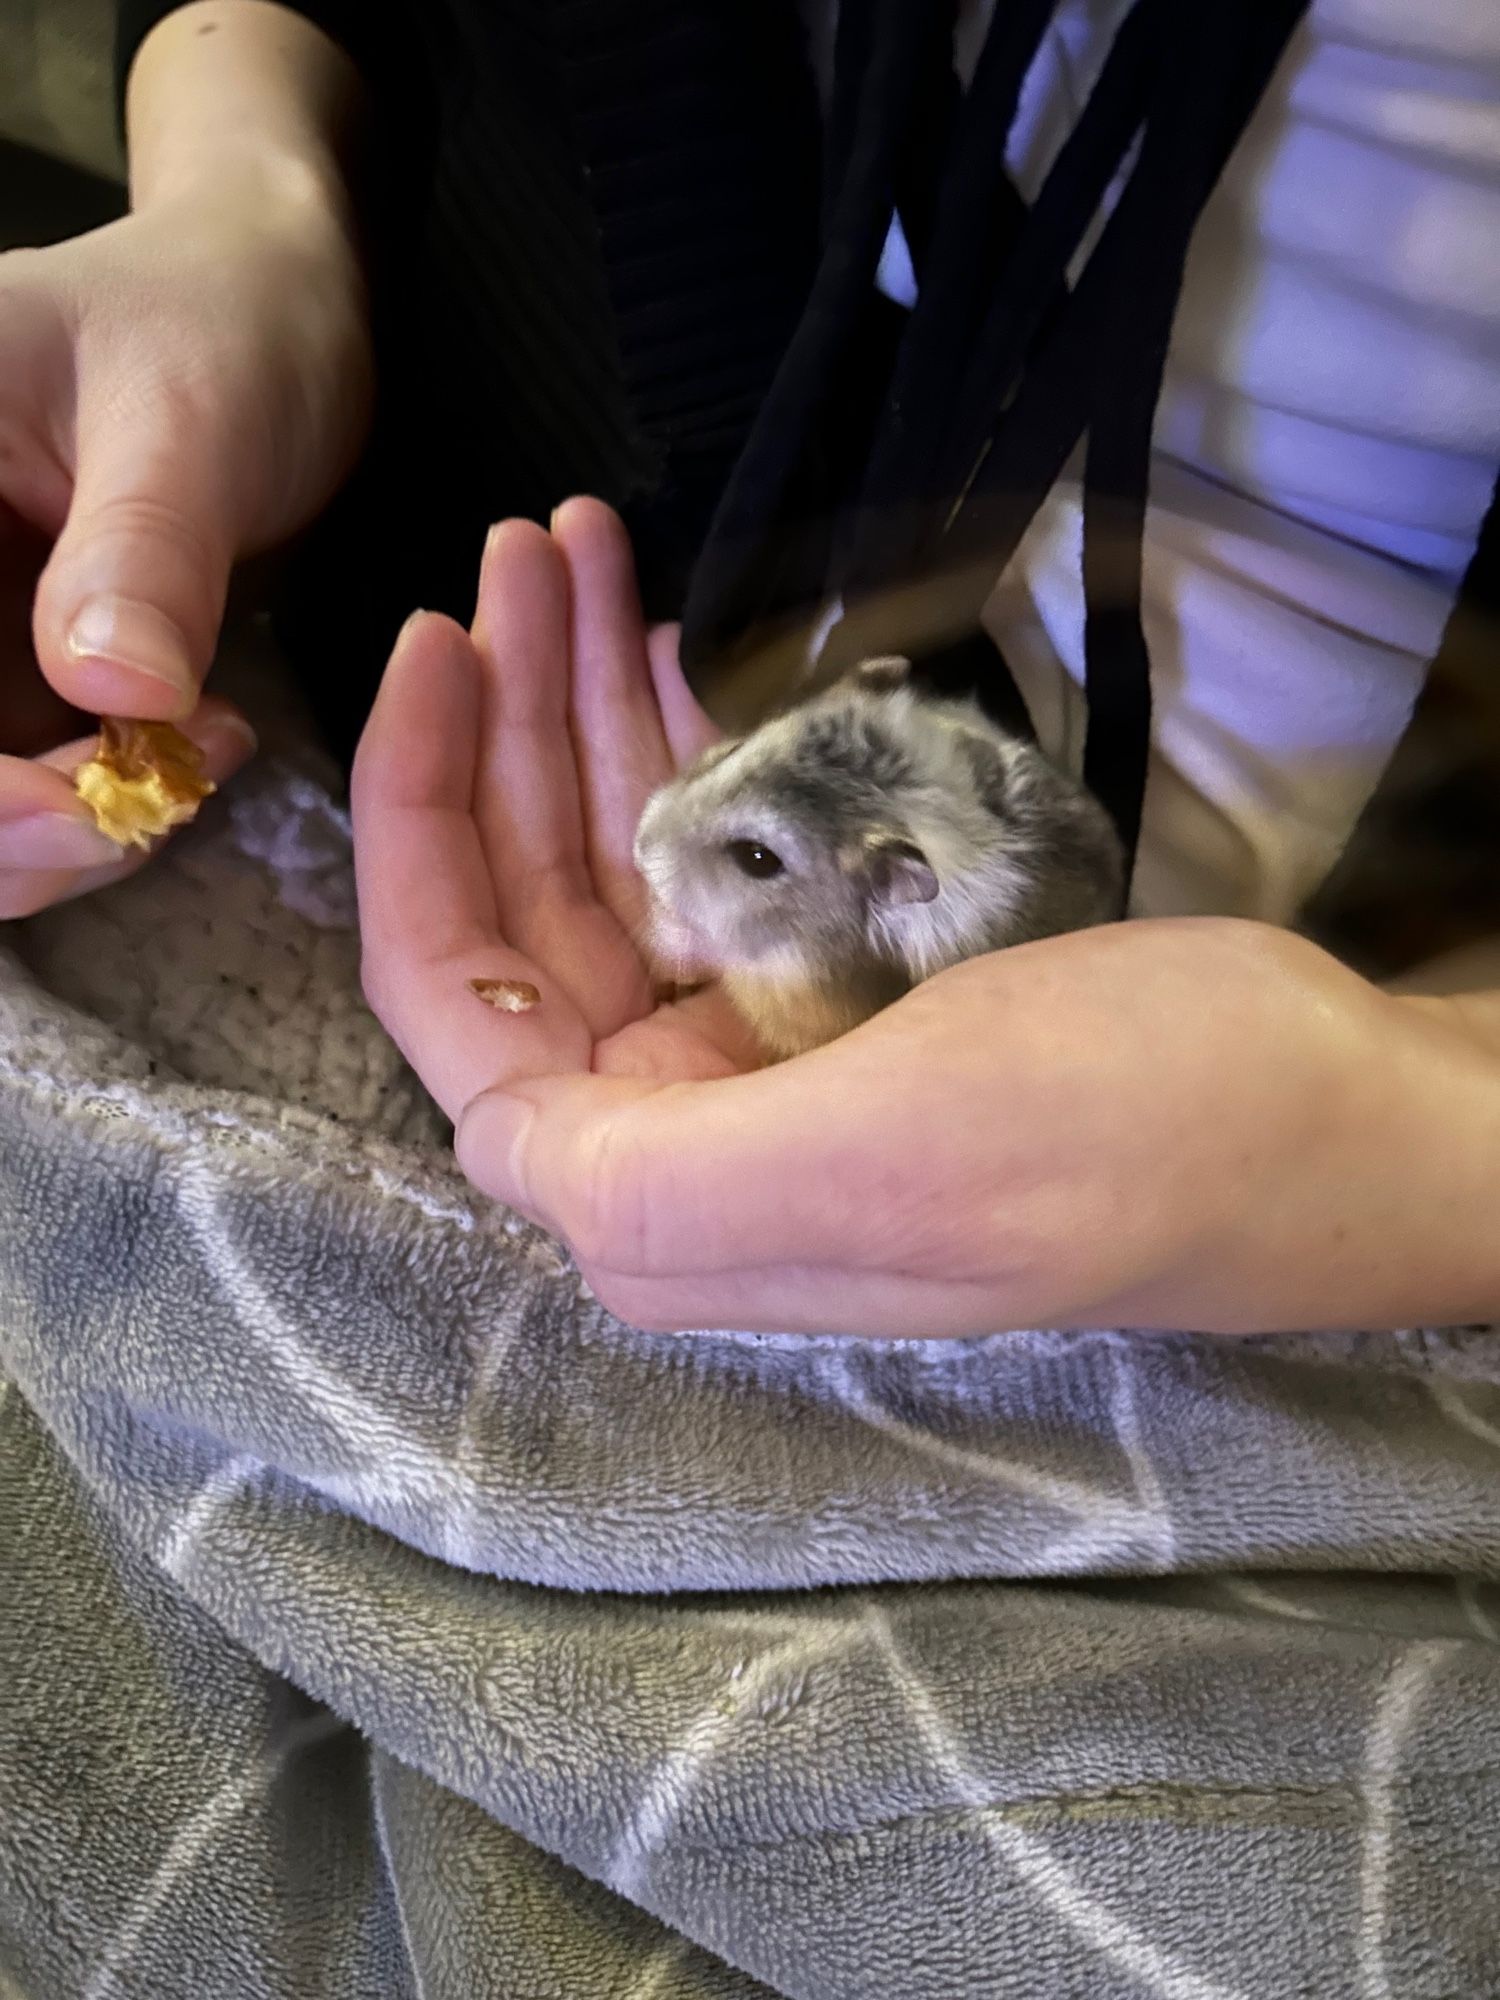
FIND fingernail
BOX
[455,1087,537,1211]
[0,811,126,870]
[548,505,563,533]
[197,713,258,758]
[65,596,196,700]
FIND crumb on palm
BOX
[468,976,542,1013]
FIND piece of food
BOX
[468,976,542,1013]
[73,719,216,850]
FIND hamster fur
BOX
[633,657,1126,1060]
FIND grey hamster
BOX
[633,657,1126,1060]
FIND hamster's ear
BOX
[861,832,938,906]
[854,656,913,694]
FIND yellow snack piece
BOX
[73,719,216,851]
[468,976,541,1013]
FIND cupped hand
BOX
[353,498,764,1131]
[355,501,1487,1339]
[0,179,372,916]
[451,912,1477,1338]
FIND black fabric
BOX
[888,18,959,280]
[673,0,1309,870]
[113,0,1307,865]
[835,0,1309,862]
[552,0,824,622]
[116,0,820,770]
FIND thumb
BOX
[32,406,237,720]
[456,1073,674,1257]
[455,1063,842,1278]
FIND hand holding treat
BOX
[0,3,369,922]
[0,675,254,921]
[0,426,256,920]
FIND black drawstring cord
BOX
[829,0,1169,797]
[680,0,958,676]
[905,0,1168,571]
[915,0,1309,876]
[832,0,1063,594]
[1078,0,1311,866]
[821,0,877,232]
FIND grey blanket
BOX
[2,628,1498,2000]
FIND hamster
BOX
[633,656,1126,1060]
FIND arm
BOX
[123,1,366,225]
[1382,962,1500,1324]
[1383,948,1500,1319]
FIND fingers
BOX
[647,622,724,769]
[351,608,591,1120]
[31,388,236,721]
[550,496,672,935]
[0,699,255,921]
[470,519,588,919]
[470,518,649,1035]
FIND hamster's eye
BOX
[725,839,784,880]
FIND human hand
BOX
[354,498,764,1130]
[0,175,372,917]
[446,913,1499,1336]
[355,503,1500,1339]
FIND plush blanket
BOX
[2,625,1498,2000]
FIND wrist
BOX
[1392,986,1500,1066]
[135,146,356,251]
[1109,938,1500,1334]
[126,3,364,243]
[132,157,369,333]
[1314,986,1500,1327]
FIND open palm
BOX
[352,502,1486,1340]
[353,499,762,1126]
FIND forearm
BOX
[124,1,364,227]
[1366,983,1500,1323]
[1205,975,1500,1333]
[1383,947,1500,1319]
